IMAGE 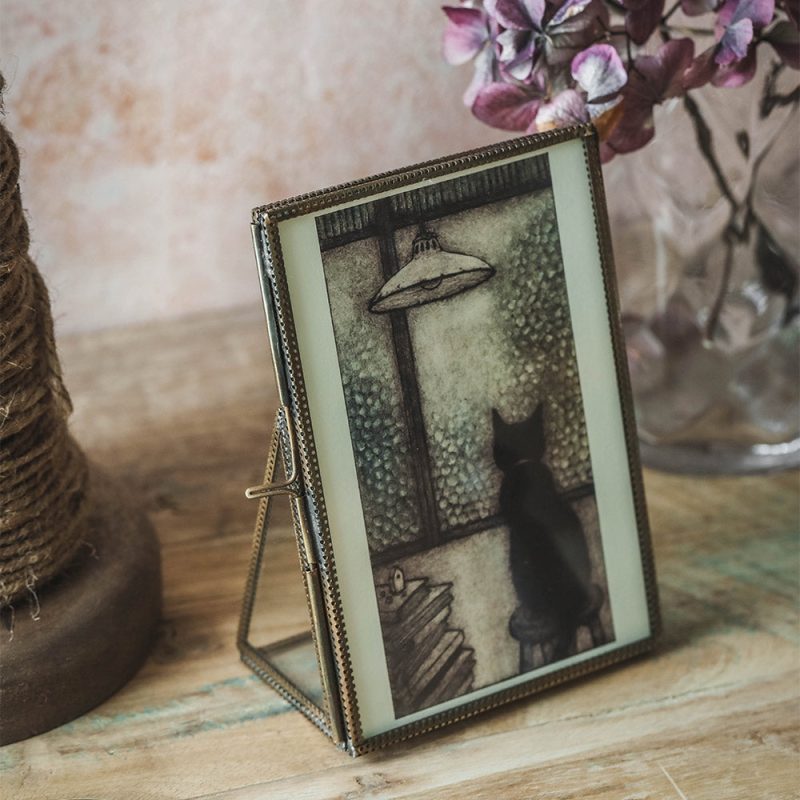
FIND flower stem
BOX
[704,233,736,341]
[682,92,741,342]
[661,0,682,23]
[661,24,715,36]
[682,93,738,210]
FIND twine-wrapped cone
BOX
[0,75,91,608]
[0,74,162,747]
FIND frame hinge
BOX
[245,406,303,499]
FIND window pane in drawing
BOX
[321,237,425,554]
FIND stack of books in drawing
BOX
[376,573,475,717]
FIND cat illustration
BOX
[492,404,595,662]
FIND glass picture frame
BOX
[238,124,660,756]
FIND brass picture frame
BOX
[238,124,660,756]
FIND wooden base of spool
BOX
[0,470,162,745]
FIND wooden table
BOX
[2,306,798,799]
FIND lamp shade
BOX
[368,227,494,313]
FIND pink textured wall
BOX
[1,1,504,334]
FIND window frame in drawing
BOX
[313,154,597,567]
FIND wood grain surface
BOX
[1,305,797,800]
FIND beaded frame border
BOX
[240,124,661,757]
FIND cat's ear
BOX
[491,407,505,432]
[491,408,512,472]
[528,401,544,431]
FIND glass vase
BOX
[605,54,799,474]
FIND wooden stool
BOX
[509,605,562,672]
[509,584,607,672]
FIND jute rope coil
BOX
[0,74,91,608]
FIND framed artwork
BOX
[238,124,660,756]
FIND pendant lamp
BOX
[369,224,494,313]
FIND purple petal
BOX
[625,0,666,45]
[522,0,546,22]
[716,17,754,64]
[603,98,655,156]
[463,47,496,107]
[716,0,738,30]
[496,28,538,78]
[635,37,695,98]
[472,82,543,130]
[683,46,719,88]
[743,0,775,27]
[712,46,758,85]
[718,0,775,30]
[588,95,623,118]
[765,19,800,69]
[506,59,536,80]
[660,38,696,96]
[486,0,545,28]
[506,51,538,79]
[530,89,590,131]
[543,0,610,67]
[550,0,594,25]
[496,27,530,61]
[615,37,692,143]
[442,6,489,65]
[593,100,654,163]
[598,140,617,163]
[550,0,608,33]
[571,44,627,102]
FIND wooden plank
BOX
[0,305,797,800]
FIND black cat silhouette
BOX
[492,404,594,661]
